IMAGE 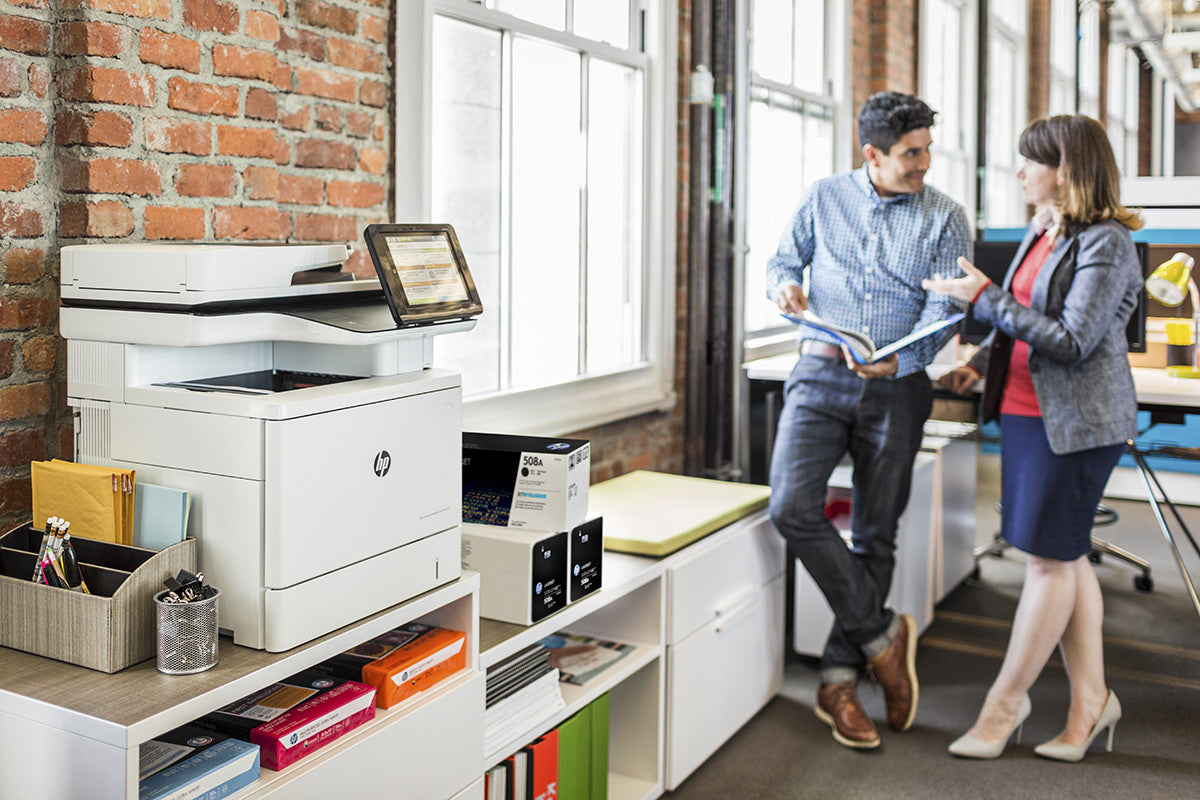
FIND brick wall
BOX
[850,0,917,163]
[0,0,392,531]
[1027,0,1050,123]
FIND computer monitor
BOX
[961,239,1148,353]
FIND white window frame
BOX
[1078,2,1101,120]
[1107,42,1140,177]
[394,1,677,436]
[919,0,978,218]
[982,0,1027,229]
[736,0,851,362]
[1048,0,1077,115]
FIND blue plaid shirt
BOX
[767,165,972,377]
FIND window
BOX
[1048,0,1077,115]
[1078,3,1101,120]
[396,1,677,435]
[1107,43,1141,177]
[982,0,1027,228]
[920,0,977,213]
[738,0,847,346]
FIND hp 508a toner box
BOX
[462,432,590,532]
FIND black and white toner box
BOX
[461,432,591,532]
[461,523,568,625]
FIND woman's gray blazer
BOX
[966,217,1142,455]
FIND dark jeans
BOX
[768,353,933,684]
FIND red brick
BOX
[0,202,42,237]
[245,9,279,42]
[63,158,161,196]
[28,64,49,98]
[0,340,12,380]
[278,27,325,60]
[272,62,291,91]
[3,248,45,284]
[58,66,154,107]
[373,121,384,141]
[21,336,56,373]
[0,383,51,418]
[168,77,239,116]
[293,212,357,242]
[183,0,239,35]
[59,200,134,238]
[294,67,356,102]
[213,44,276,82]
[346,110,372,138]
[358,147,385,175]
[145,116,211,155]
[242,166,278,200]
[278,173,323,205]
[145,206,205,240]
[56,110,133,147]
[0,429,45,469]
[315,104,341,132]
[297,0,357,35]
[0,58,18,97]
[295,138,356,170]
[360,79,385,108]
[0,109,46,145]
[362,14,385,43]
[0,295,51,331]
[327,180,385,208]
[245,87,277,121]
[0,156,35,191]
[0,13,50,55]
[62,0,170,19]
[327,38,384,74]
[140,28,202,73]
[57,20,127,57]
[258,0,284,14]
[212,205,290,240]
[216,124,285,161]
[0,475,32,523]
[281,105,310,131]
[176,163,235,197]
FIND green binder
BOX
[589,693,610,800]
[556,706,591,800]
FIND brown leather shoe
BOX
[814,681,880,749]
[867,612,919,731]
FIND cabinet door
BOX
[665,575,784,790]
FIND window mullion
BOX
[501,29,515,391]
[579,52,590,376]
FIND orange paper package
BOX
[361,626,468,709]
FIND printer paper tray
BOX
[259,526,461,652]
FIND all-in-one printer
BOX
[59,230,482,651]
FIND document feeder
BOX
[59,242,478,651]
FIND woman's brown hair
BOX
[1018,114,1143,234]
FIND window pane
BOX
[574,0,630,48]
[510,37,581,389]
[802,104,834,186]
[792,0,825,94]
[494,0,565,30]
[752,0,793,83]
[586,59,644,373]
[431,16,503,395]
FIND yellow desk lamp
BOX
[1144,252,1200,378]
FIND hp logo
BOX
[373,450,391,477]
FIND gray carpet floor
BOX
[665,456,1200,799]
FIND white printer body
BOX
[59,243,470,651]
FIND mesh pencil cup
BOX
[154,588,220,674]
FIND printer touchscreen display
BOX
[364,223,483,327]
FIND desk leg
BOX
[1129,443,1200,624]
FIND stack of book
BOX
[484,642,565,755]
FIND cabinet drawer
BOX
[665,575,784,789]
[666,511,785,644]
[257,671,484,800]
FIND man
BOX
[766,91,971,750]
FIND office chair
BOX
[972,501,1154,592]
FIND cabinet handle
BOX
[714,593,758,633]
[713,586,757,618]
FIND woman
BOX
[924,114,1143,761]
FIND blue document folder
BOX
[133,483,191,550]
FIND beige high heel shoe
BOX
[1033,690,1121,762]
[948,693,1033,759]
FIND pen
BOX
[32,517,58,584]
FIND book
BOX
[539,633,634,686]
[783,309,965,364]
[137,737,260,800]
[524,729,559,800]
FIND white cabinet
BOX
[664,511,786,790]
[921,433,978,602]
[0,576,483,800]
[792,452,937,657]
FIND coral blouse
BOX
[999,232,1055,417]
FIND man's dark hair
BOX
[856,92,937,153]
